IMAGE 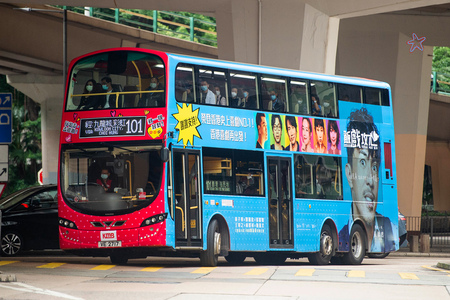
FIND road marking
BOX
[0,282,84,300]
[90,264,115,270]
[422,265,450,274]
[347,270,365,278]
[37,263,66,269]
[0,260,18,266]
[399,272,419,280]
[141,266,163,272]
[295,269,315,276]
[244,268,269,275]
[191,267,216,274]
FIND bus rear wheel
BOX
[342,224,366,265]
[200,219,221,267]
[308,224,334,265]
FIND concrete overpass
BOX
[1,0,450,221]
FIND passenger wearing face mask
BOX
[78,79,102,110]
[200,80,215,105]
[214,85,226,106]
[100,77,118,109]
[230,87,241,107]
[291,85,308,115]
[96,168,116,193]
[269,89,285,112]
[138,77,164,107]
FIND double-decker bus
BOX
[58,48,399,266]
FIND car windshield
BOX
[0,187,43,210]
[60,143,163,215]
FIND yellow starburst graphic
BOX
[172,103,201,147]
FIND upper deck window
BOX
[66,51,165,111]
[310,81,337,118]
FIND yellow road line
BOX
[191,267,216,274]
[0,261,18,266]
[422,265,450,274]
[399,272,419,280]
[244,268,269,276]
[295,269,315,276]
[36,263,66,269]
[347,270,365,278]
[90,264,116,270]
[141,266,163,272]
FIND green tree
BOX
[432,47,450,93]
[0,75,41,197]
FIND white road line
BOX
[0,282,84,300]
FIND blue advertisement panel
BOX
[338,101,398,253]
[0,93,12,144]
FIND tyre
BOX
[342,224,366,265]
[368,252,389,259]
[1,232,24,256]
[225,252,246,265]
[308,224,334,265]
[110,253,128,265]
[253,253,286,265]
[200,219,221,267]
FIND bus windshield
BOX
[66,51,165,111]
[60,143,163,214]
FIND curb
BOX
[390,251,450,258]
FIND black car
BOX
[0,185,59,256]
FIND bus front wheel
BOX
[308,224,334,265]
[200,219,221,267]
[342,224,366,265]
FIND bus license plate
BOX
[98,241,122,248]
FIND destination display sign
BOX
[79,117,146,138]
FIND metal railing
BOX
[431,71,450,95]
[406,215,450,248]
[56,6,217,47]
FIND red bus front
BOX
[58,48,170,261]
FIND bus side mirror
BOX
[161,147,170,163]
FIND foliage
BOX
[0,75,41,197]
[432,47,450,93]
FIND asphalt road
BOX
[0,252,450,300]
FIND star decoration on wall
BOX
[407,33,426,52]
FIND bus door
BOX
[267,157,293,248]
[172,149,202,247]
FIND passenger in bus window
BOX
[214,85,226,106]
[242,88,257,109]
[314,119,327,154]
[200,80,215,105]
[139,77,163,107]
[77,79,102,110]
[269,89,285,112]
[255,113,268,149]
[311,94,322,116]
[182,85,194,102]
[100,77,118,109]
[96,168,116,193]
[270,114,284,150]
[342,107,396,252]
[236,176,247,194]
[301,117,314,152]
[284,116,299,152]
[230,87,241,107]
[323,94,335,117]
[241,88,249,108]
[291,85,308,115]
[327,120,341,155]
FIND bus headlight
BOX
[141,213,168,227]
[59,218,78,229]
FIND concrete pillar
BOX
[394,42,433,218]
[215,0,339,73]
[336,15,433,219]
[420,234,430,253]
